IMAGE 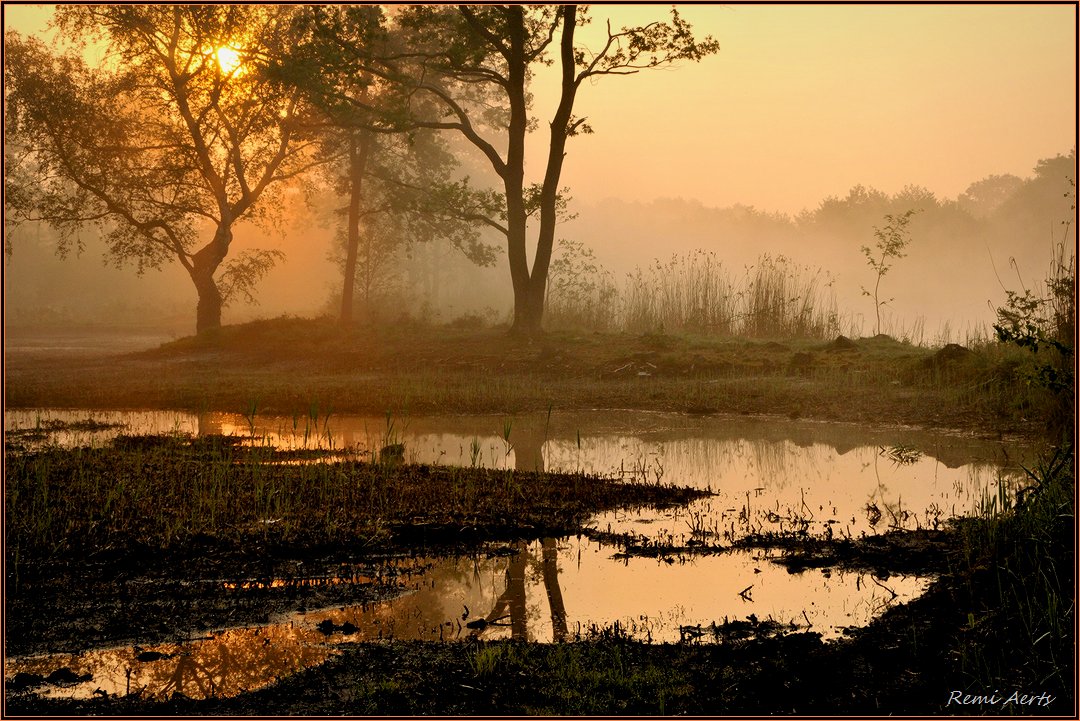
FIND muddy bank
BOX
[6,568,1071,716]
[3,321,1045,440]
[6,491,1073,715]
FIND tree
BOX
[958,174,1024,219]
[268,5,499,325]
[860,209,918,336]
[5,6,322,333]
[390,6,719,335]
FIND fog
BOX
[6,153,1074,340]
[4,4,1076,341]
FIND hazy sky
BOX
[532,4,1076,214]
[3,3,1075,333]
[5,2,1076,216]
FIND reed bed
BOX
[546,251,842,339]
[954,445,1074,702]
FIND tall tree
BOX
[390,6,719,335]
[325,127,501,324]
[270,5,499,325]
[5,6,322,333]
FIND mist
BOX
[4,8,1075,712]
[6,150,1073,342]
[3,3,1075,341]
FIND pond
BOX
[5,407,1031,544]
[4,408,1033,701]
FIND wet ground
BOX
[9,548,1053,716]
[4,409,1054,714]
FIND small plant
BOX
[469,644,508,677]
[880,443,922,465]
[860,209,918,336]
[243,400,259,439]
[501,419,513,457]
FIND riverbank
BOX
[3,317,1048,440]
[4,319,1073,715]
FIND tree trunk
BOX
[508,6,579,338]
[340,131,373,326]
[189,224,232,334]
[504,7,536,337]
[512,282,546,335]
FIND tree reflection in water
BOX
[468,422,569,641]
[150,624,335,699]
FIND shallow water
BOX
[7,538,930,701]
[3,331,176,356]
[5,407,1032,545]
[5,408,1029,702]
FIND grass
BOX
[462,641,695,715]
[4,434,708,569]
[5,304,1073,714]
[952,444,1075,701]
[548,250,843,338]
[3,318,1057,440]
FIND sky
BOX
[3,3,1076,335]
[528,3,1076,214]
[5,3,1075,215]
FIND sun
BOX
[215,45,243,75]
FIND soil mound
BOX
[933,343,973,364]
[824,335,859,352]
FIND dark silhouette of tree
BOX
[471,541,529,640]
[5,7,323,333]
[388,6,719,336]
[540,538,569,642]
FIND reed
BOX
[548,251,842,339]
[954,445,1074,701]
[4,436,708,568]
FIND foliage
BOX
[268,6,505,324]
[860,209,919,335]
[546,238,618,330]
[217,249,287,308]
[387,5,719,334]
[4,7,322,331]
[958,174,1024,218]
[992,181,1075,439]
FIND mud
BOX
[1,577,1053,716]
[7,520,1075,715]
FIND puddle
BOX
[5,409,1027,702]
[6,537,931,701]
[582,437,1022,545]
[6,408,1034,545]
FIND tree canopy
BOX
[5,6,323,332]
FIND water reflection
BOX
[574,434,1026,545]
[6,408,1029,471]
[6,408,1029,489]
[6,538,930,701]
[3,408,1019,702]
[9,623,337,701]
[6,408,1031,545]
